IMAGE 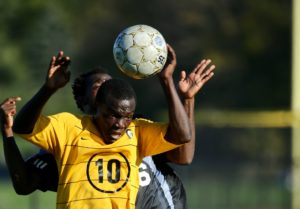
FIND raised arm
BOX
[159,45,191,144]
[1,97,42,194]
[13,51,71,134]
[165,59,215,164]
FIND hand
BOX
[46,51,71,90]
[0,97,21,129]
[159,44,177,80]
[178,59,215,99]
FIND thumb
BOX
[180,70,186,81]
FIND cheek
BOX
[103,117,117,128]
[125,120,132,127]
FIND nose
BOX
[115,118,126,129]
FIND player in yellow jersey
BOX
[12,45,195,209]
[3,59,214,209]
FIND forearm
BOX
[3,136,37,194]
[13,84,56,134]
[1,125,13,138]
[160,77,192,144]
[165,98,195,164]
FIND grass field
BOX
[0,168,290,209]
[0,179,56,209]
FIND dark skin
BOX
[13,52,71,134]
[14,47,191,145]
[167,58,215,163]
[81,73,112,115]
[159,45,192,144]
[94,95,136,144]
[10,46,215,195]
[0,97,41,194]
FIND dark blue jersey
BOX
[136,156,187,209]
[25,150,58,192]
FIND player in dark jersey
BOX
[135,58,215,209]
[3,49,215,207]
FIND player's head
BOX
[72,67,112,115]
[94,78,136,144]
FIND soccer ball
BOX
[113,24,168,79]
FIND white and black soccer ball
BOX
[113,24,168,79]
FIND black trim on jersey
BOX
[25,150,58,192]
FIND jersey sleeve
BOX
[16,112,73,156]
[25,150,59,192]
[135,118,181,158]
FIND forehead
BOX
[87,73,112,84]
[104,96,136,113]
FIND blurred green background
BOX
[0,0,292,208]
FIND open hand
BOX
[46,51,71,90]
[178,59,215,99]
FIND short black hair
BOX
[96,78,136,105]
[72,66,109,112]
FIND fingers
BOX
[200,69,214,85]
[180,70,187,81]
[191,59,215,88]
[166,44,176,64]
[48,56,56,69]
[200,64,215,79]
[7,97,21,103]
[0,97,21,118]
[1,97,21,106]
[55,51,71,69]
[193,59,215,78]
[193,59,212,74]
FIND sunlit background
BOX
[0,0,292,208]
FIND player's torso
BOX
[56,123,140,209]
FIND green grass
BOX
[0,171,290,209]
[0,180,56,209]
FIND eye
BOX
[103,113,117,120]
[124,116,133,122]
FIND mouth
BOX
[111,132,121,139]
[106,131,123,143]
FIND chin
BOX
[105,138,116,144]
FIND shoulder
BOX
[49,112,82,120]
[132,118,167,127]
[44,112,85,127]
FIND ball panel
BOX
[134,32,151,47]
[121,62,138,76]
[127,47,143,64]
[143,45,158,62]
[153,34,167,49]
[121,34,134,50]
[113,47,125,65]
[124,25,142,34]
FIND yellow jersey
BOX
[17,112,180,209]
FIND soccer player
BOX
[12,45,192,209]
[5,50,214,209]
[135,58,215,209]
[4,51,215,209]
[2,68,112,194]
